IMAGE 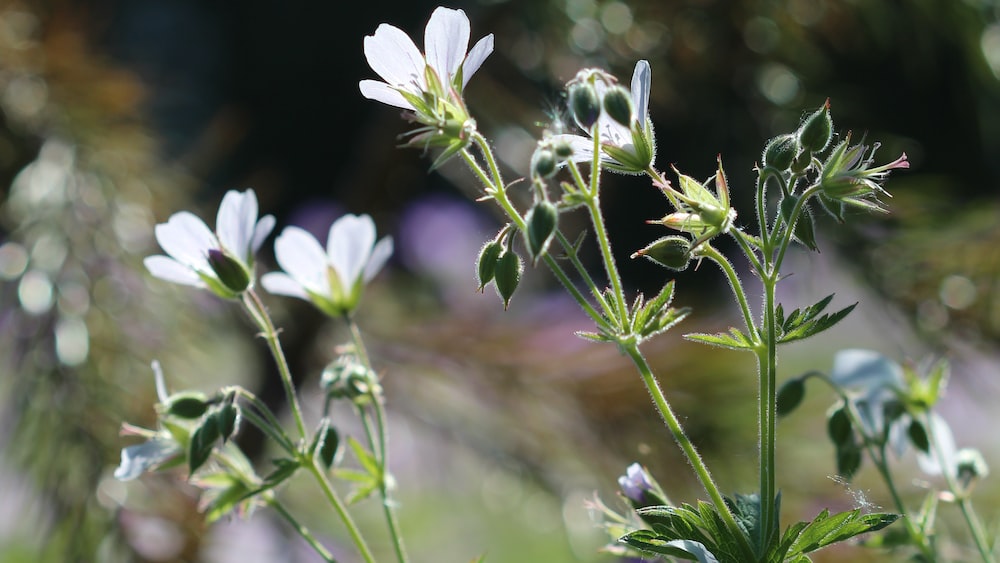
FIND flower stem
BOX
[757,275,778,548]
[270,498,338,563]
[700,245,758,343]
[306,459,377,563]
[243,290,308,441]
[347,317,409,563]
[621,342,757,561]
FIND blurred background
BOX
[2,0,1000,561]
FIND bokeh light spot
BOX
[600,2,633,35]
[18,269,53,315]
[757,63,800,105]
[570,18,604,52]
[940,274,977,310]
[744,16,780,54]
[0,241,28,279]
[55,316,89,366]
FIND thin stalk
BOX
[622,342,757,562]
[757,274,779,549]
[347,318,409,563]
[461,142,609,330]
[700,245,759,343]
[242,290,308,441]
[270,499,338,563]
[586,192,629,327]
[924,412,995,562]
[306,458,377,563]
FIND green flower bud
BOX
[631,236,691,271]
[552,138,574,160]
[762,133,798,171]
[798,99,833,154]
[207,249,251,294]
[531,148,557,179]
[214,402,239,444]
[568,81,601,131]
[827,405,853,446]
[163,392,210,419]
[494,250,522,310]
[315,419,340,470]
[188,414,220,474]
[476,240,503,291]
[602,85,634,126]
[525,201,558,262]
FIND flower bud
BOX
[762,133,798,171]
[631,236,691,271]
[315,419,341,470]
[798,99,833,154]
[207,249,251,295]
[531,148,557,179]
[476,240,503,291]
[552,138,574,160]
[568,81,601,131]
[525,201,558,262]
[602,85,634,126]
[956,448,989,488]
[776,377,806,417]
[494,250,522,310]
[163,392,210,419]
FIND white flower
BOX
[261,214,393,316]
[144,189,275,298]
[359,6,494,110]
[554,60,655,174]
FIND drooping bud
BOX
[494,250,522,310]
[207,249,251,295]
[568,81,602,131]
[602,85,634,126]
[776,377,806,417]
[798,99,834,154]
[762,133,798,171]
[476,240,503,291]
[631,236,692,271]
[531,148,557,179]
[525,201,559,262]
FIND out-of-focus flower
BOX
[261,214,393,317]
[144,189,275,299]
[554,60,655,174]
[618,462,654,503]
[360,7,493,110]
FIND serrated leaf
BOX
[778,295,856,344]
[685,328,755,351]
[575,330,613,343]
[262,458,300,486]
[620,531,720,562]
[789,509,899,555]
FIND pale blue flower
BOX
[359,6,494,110]
[261,214,393,316]
[144,189,275,298]
[618,462,654,503]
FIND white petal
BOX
[273,226,329,293]
[144,255,204,287]
[260,272,310,300]
[425,7,470,85]
[461,34,494,88]
[327,214,375,288]
[154,212,216,270]
[251,214,276,255]
[631,60,651,124]
[217,189,257,259]
[359,80,414,109]
[364,23,426,91]
[363,236,393,282]
[550,134,597,162]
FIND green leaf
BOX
[200,473,253,523]
[575,330,614,343]
[788,509,899,555]
[776,378,806,417]
[620,531,720,562]
[685,328,755,351]
[188,415,221,475]
[777,295,856,344]
[262,458,300,486]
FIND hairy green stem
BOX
[307,459,376,563]
[270,499,338,563]
[243,290,308,441]
[347,318,409,563]
[700,245,759,343]
[622,342,757,561]
[757,276,778,549]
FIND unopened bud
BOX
[531,148,557,179]
[525,201,559,262]
[603,85,634,126]
[631,236,691,271]
[494,251,522,310]
[763,134,798,171]
[476,240,503,291]
[799,99,833,154]
[568,81,601,131]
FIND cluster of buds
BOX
[553,61,657,175]
[635,157,735,270]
